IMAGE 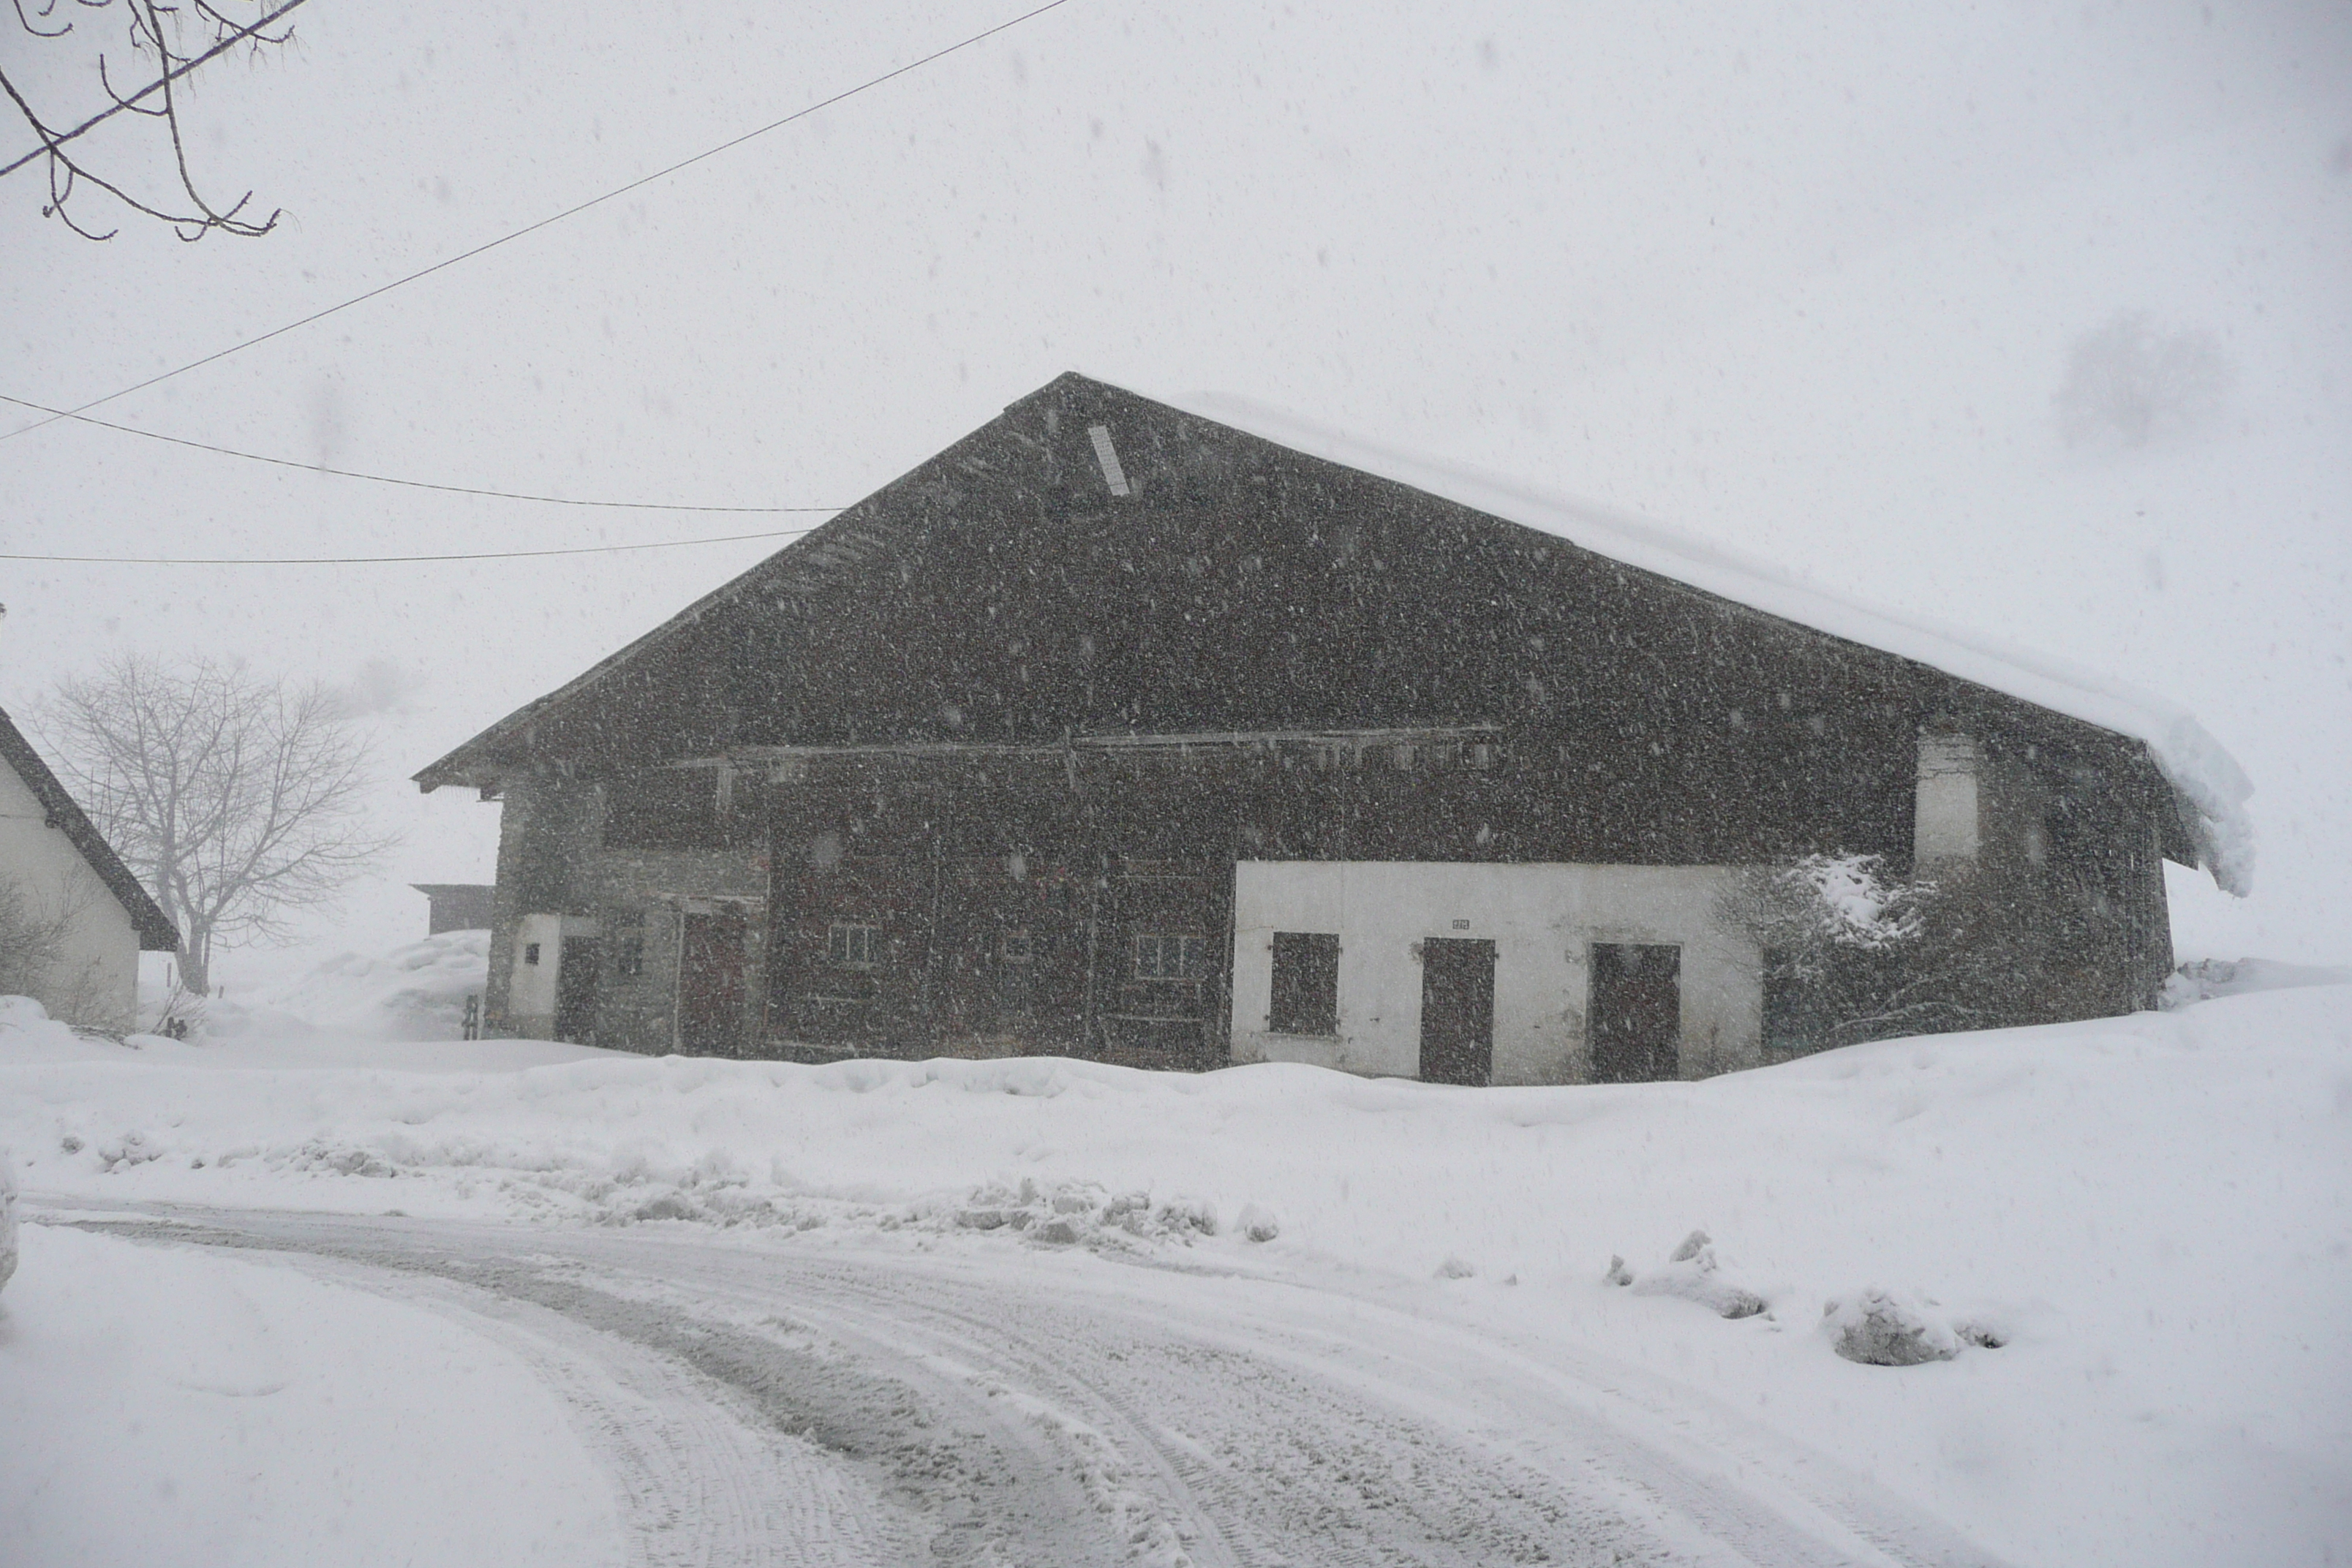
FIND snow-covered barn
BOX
[415,374,2249,1080]
[0,705,179,1032]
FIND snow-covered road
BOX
[40,1201,2008,1568]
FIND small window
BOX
[1001,929,1034,964]
[1463,742,1499,770]
[1134,932,1209,980]
[522,942,542,966]
[1269,932,1339,1035]
[608,912,647,982]
[827,922,878,968]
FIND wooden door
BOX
[554,937,600,1044]
[678,911,748,1056]
[1589,942,1681,1082]
[1419,938,1496,1085]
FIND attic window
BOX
[1088,424,1132,497]
[828,923,878,968]
[1134,932,1208,981]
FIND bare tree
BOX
[2054,312,2233,450]
[2,0,306,241]
[39,654,396,992]
[0,867,105,1021]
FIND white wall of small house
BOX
[1229,860,1765,1085]
[506,911,600,1039]
[0,760,143,1032]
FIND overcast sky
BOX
[4,0,2347,981]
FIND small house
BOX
[0,704,179,1031]
[411,883,496,936]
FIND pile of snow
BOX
[2163,954,2351,1006]
[3,981,2346,1567]
[214,930,491,1042]
[0,995,184,1065]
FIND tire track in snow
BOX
[56,1205,2013,1568]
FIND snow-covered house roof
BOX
[417,372,2250,894]
[1167,391,2254,895]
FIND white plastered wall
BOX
[1230,860,1763,1085]
[506,911,600,1039]
[0,758,143,1031]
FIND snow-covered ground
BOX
[3,967,2347,1566]
[0,1221,619,1568]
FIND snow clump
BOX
[1615,1229,1768,1319]
[957,1178,1224,1248]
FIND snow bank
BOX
[0,1223,618,1568]
[0,1147,14,1294]
[2163,954,2351,1005]
[1172,391,2258,894]
[214,930,491,1042]
[4,984,2345,1567]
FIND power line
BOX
[0,0,1078,447]
[0,527,827,567]
[0,392,842,512]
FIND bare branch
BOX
[12,0,72,39]
[4,0,303,238]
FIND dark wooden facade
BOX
[418,374,2201,1068]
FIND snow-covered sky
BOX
[3,0,2347,975]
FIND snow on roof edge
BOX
[1169,391,2255,896]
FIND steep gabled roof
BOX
[1167,391,2254,893]
[0,704,181,951]
[415,372,2250,892]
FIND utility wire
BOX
[0,393,843,511]
[0,527,826,566]
[0,0,1078,446]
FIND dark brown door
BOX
[1589,942,1681,1082]
[678,911,747,1056]
[1419,938,1496,1085]
[554,938,600,1044]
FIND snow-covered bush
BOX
[1726,853,1928,961]
[1822,1288,1959,1366]
[1719,854,1941,1057]
[2054,311,2233,451]
[1724,840,2148,1055]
